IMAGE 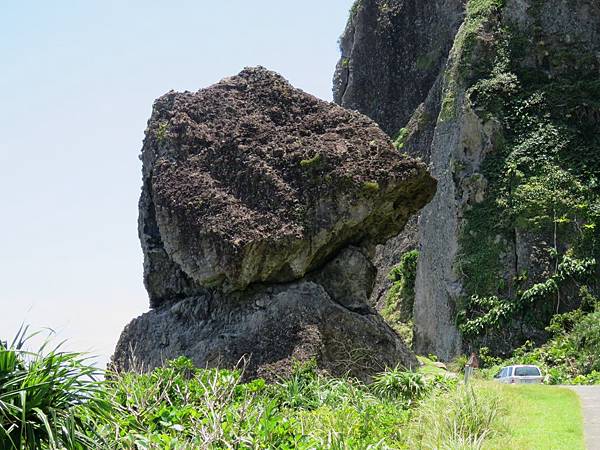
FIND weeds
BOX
[408,383,503,449]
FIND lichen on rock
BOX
[113,67,436,379]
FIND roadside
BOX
[481,384,585,449]
[417,357,590,449]
[567,386,600,450]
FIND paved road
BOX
[567,386,600,450]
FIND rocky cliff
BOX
[336,0,600,359]
[334,0,465,138]
[113,67,436,379]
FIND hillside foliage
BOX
[449,0,600,354]
[382,250,419,343]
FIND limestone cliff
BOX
[336,0,600,359]
[114,67,436,379]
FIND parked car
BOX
[495,365,544,384]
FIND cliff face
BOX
[334,0,466,321]
[334,0,464,138]
[114,67,436,379]
[336,0,600,359]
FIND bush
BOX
[481,308,600,384]
[370,367,427,402]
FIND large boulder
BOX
[113,248,417,380]
[141,67,435,303]
[114,67,436,379]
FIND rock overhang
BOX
[140,66,437,298]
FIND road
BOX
[567,386,600,450]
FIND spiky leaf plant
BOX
[0,326,108,449]
[370,367,428,402]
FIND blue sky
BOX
[0,1,354,366]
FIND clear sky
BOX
[0,1,355,367]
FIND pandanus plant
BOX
[0,326,108,449]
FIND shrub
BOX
[371,367,427,402]
[481,308,600,384]
[385,250,419,318]
[155,121,168,143]
[362,181,380,192]
[299,154,322,168]
[382,250,419,341]
[393,128,409,149]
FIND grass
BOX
[484,384,585,450]
[409,383,503,449]
[1,326,587,449]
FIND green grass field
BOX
[485,384,585,450]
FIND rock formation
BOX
[333,0,464,138]
[335,0,600,359]
[333,0,465,314]
[113,67,436,379]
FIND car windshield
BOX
[514,366,540,376]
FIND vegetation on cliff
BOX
[434,0,600,362]
[382,250,419,344]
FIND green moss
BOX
[439,88,458,122]
[156,121,168,143]
[439,0,507,122]
[363,181,380,192]
[416,50,440,72]
[300,154,322,168]
[392,128,409,149]
[466,0,504,18]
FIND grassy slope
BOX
[1,335,588,449]
[484,384,585,450]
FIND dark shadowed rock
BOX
[114,67,436,379]
[334,0,464,138]
[333,0,464,332]
[113,248,417,381]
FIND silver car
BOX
[495,365,544,384]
